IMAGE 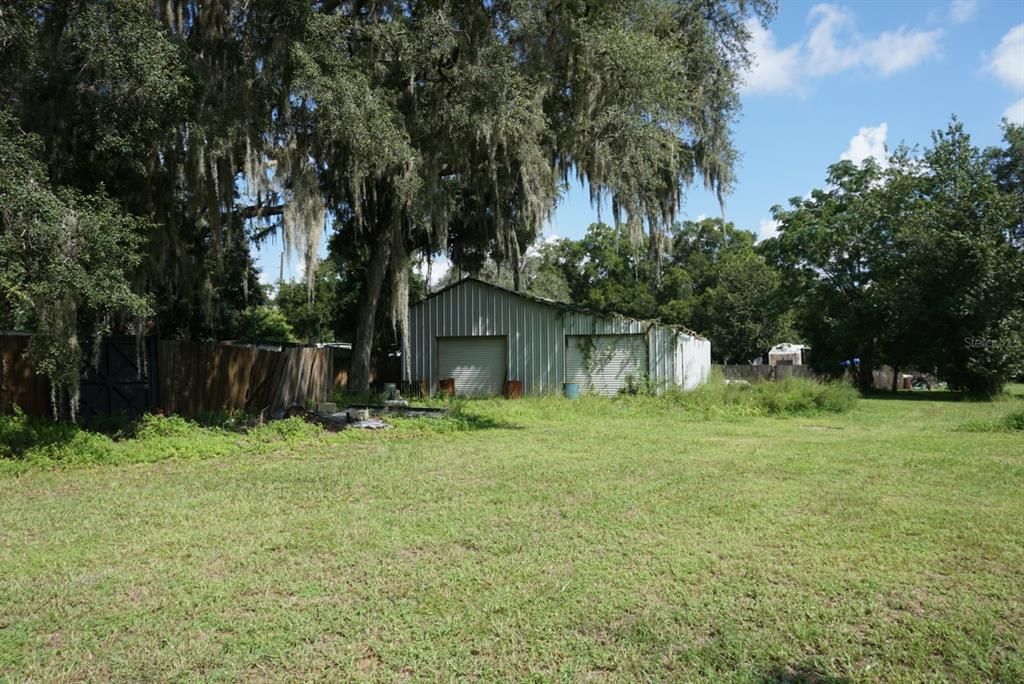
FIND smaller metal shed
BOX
[406,278,711,396]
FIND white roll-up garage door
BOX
[437,337,507,396]
[565,334,648,396]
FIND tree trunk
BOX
[891,364,900,393]
[510,230,522,292]
[857,351,875,393]
[348,227,391,392]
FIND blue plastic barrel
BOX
[563,382,580,399]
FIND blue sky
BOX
[256,0,1024,284]
[550,0,1024,244]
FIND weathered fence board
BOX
[0,334,50,417]
[156,341,333,417]
[2,335,333,419]
[776,365,818,380]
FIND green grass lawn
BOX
[1,392,1022,682]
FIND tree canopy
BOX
[1,0,776,394]
[0,111,150,418]
[767,120,1024,393]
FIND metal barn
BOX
[406,278,711,396]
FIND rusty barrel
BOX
[503,380,522,399]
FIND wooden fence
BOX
[718,364,820,382]
[1,335,333,419]
[157,341,332,417]
[0,334,51,417]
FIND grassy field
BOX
[1,388,1022,682]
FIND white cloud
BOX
[743,5,942,98]
[806,4,942,78]
[840,123,889,167]
[758,219,781,241]
[949,0,978,24]
[988,24,1024,91]
[1005,98,1024,124]
[742,19,802,95]
[806,5,860,76]
[863,28,944,76]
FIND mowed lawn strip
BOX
[1,395,1022,681]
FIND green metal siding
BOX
[409,279,563,394]
[408,279,705,395]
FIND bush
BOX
[0,407,115,464]
[621,374,657,396]
[132,413,198,439]
[752,377,858,415]
[247,417,323,445]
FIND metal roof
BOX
[413,277,706,340]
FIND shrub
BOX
[0,410,326,470]
[753,377,858,415]
[132,413,198,439]
[621,374,657,396]
[247,416,323,445]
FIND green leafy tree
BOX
[895,122,1023,393]
[0,110,150,418]
[767,158,895,388]
[663,218,791,362]
[274,262,341,344]
[3,1,775,392]
[552,223,660,319]
[701,251,791,363]
[769,120,1024,393]
[987,122,1024,249]
[234,307,296,344]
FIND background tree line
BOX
[1,2,1020,404]
[392,119,1020,392]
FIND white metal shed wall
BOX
[678,335,712,390]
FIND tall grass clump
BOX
[1002,409,1024,431]
[959,407,1024,433]
[657,372,857,418]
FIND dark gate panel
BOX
[77,337,158,420]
